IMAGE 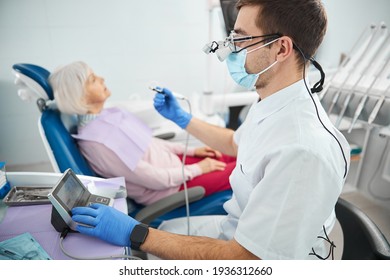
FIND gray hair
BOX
[48,61,90,114]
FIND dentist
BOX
[72,0,350,259]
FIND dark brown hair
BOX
[236,0,327,62]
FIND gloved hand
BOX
[71,203,139,247]
[153,87,192,129]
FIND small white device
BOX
[48,168,113,231]
[149,83,187,100]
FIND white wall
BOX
[319,0,390,70]
[1,0,390,168]
[0,0,209,166]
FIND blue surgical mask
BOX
[226,38,279,89]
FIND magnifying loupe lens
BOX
[215,47,233,62]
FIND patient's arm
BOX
[193,146,223,159]
[78,140,202,190]
[154,138,223,159]
[130,160,202,190]
[153,137,196,156]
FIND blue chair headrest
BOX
[41,107,96,176]
[13,63,54,100]
[13,63,96,177]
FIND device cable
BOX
[180,98,192,236]
[149,85,192,236]
[295,45,349,179]
[308,225,336,260]
[294,45,346,260]
[59,229,142,260]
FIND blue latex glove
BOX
[71,203,139,247]
[153,87,192,129]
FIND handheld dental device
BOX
[149,84,187,100]
[148,83,191,235]
[149,85,164,93]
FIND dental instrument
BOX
[149,85,192,235]
[149,84,187,100]
[368,83,390,125]
[327,24,385,115]
[335,34,390,128]
[319,24,376,101]
[347,57,390,133]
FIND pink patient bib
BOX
[72,107,152,171]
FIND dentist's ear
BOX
[275,36,294,62]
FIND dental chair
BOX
[12,63,232,228]
[335,197,390,260]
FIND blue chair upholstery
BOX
[41,109,97,176]
[13,63,54,99]
[12,63,232,227]
[13,63,96,176]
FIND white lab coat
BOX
[158,79,350,260]
[222,79,350,259]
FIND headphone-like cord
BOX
[296,45,348,179]
[295,45,347,260]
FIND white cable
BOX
[149,84,192,235]
[59,236,142,260]
[180,98,192,236]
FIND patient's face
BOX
[84,69,111,109]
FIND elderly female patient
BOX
[48,61,236,205]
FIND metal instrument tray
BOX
[3,185,53,206]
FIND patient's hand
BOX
[197,157,226,174]
[194,146,222,159]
